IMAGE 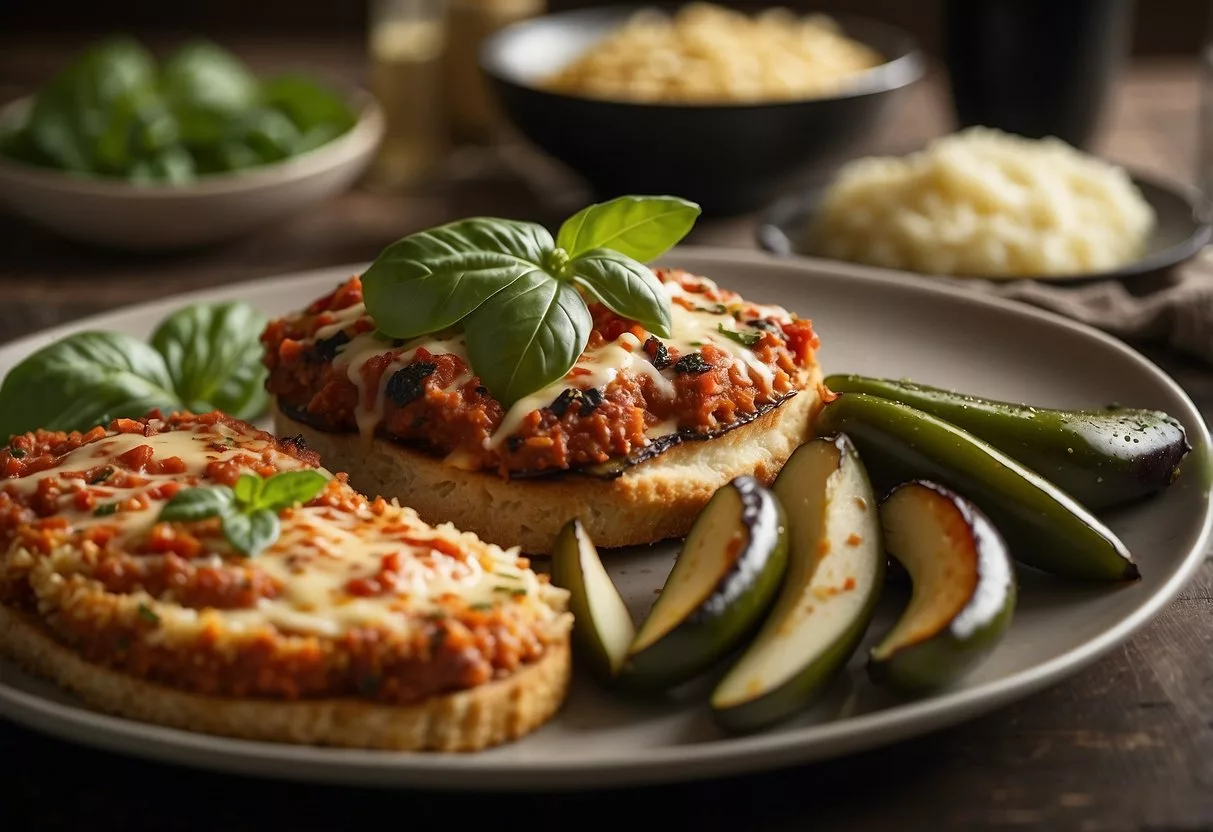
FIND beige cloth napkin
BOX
[943,248,1213,365]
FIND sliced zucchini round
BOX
[868,479,1017,692]
[550,518,636,683]
[617,475,788,692]
[711,434,884,732]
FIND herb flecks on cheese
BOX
[0,416,564,641]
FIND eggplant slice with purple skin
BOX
[280,390,799,481]
[549,518,636,684]
[615,475,789,692]
[868,479,1017,693]
[711,434,885,733]
[813,392,1138,581]
[573,391,799,480]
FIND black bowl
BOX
[479,5,926,217]
[756,168,1213,284]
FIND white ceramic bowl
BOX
[0,90,384,251]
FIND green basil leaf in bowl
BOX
[161,39,260,146]
[25,36,160,175]
[127,145,196,184]
[149,300,270,421]
[1,34,363,188]
[260,73,358,137]
[233,107,302,165]
[0,331,179,440]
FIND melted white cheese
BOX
[313,302,368,342]
[661,281,780,389]
[4,422,550,638]
[334,331,469,446]
[322,275,797,456]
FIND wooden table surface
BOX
[1,37,1212,831]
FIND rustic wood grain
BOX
[0,37,1211,831]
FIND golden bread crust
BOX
[0,603,572,751]
[271,363,823,555]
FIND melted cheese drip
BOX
[334,331,469,446]
[313,302,368,342]
[4,422,550,637]
[486,332,677,450]
[661,281,779,389]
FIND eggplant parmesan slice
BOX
[0,411,572,751]
[262,267,824,554]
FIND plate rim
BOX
[1,246,1209,789]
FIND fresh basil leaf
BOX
[716,323,761,348]
[555,195,701,263]
[567,248,673,338]
[464,271,592,409]
[255,469,328,511]
[191,139,260,174]
[149,300,269,420]
[0,331,180,441]
[162,40,259,146]
[233,474,263,507]
[27,37,159,174]
[158,486,234,522]
[129,96,182,158]
[230,107,300,164]
[0,125,46,167]
[260,73,356,135]
[361,218,556,340]
[127,144,195,185]
[223,508,280,557]
[25,100,91,173]
[293,123,344,155]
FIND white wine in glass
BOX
[367,0,448,191]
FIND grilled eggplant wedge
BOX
[814,393,1138,581]
[618,476,788,692]
[869,480,1017,692]
[550,519,636,683]
[711,435,884,732]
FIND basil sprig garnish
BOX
[361,195,701,408]
[157,469,327,556]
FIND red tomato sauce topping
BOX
[261,268,820,477]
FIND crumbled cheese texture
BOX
[0,416,567,640]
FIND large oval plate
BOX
[0,248,1209,790]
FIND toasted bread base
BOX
[271,367,823,555]
[0,605,573,751]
